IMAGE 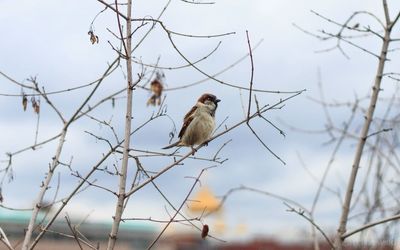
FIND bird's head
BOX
[197,93,221,116]
[198,93,220,106]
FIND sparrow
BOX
[162,93,221,150]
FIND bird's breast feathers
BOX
[180,109,215,146]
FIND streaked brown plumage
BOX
[162,93,220,149]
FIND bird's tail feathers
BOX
[161,141,181,149]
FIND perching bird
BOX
[162,93,220,149]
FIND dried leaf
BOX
[88,30,99,44]
[150,79,163,97]
[146,95,157,106]
[201,224,209,239]
[31,97,40,114]
[31,97,37,109]
[8,168,14,182]
[147,78,164,106]
[34,103,40,114]
[22,94,28,111]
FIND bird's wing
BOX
[178,105,197,138]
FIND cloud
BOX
[1,0,399,244]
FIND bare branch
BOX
[147,166,214,248]
[334,7,394,248]
[125,90,304,198]
[343,213,400,239]
[65,215,84,250]
[0,226,13,250]
[180,0,215,5]
[246,30,254,121]
[285,203,334,249]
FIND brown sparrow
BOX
[162,93,221,149]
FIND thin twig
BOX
[147,166,214,249]
[65,214,84,250]
[125,90,304,198]
[245,30,254,121]
[343,213,400,239]
[285,203,334,249]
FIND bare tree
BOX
[213,1,400,250]
[0,1,304,249]
[294,1,400,249]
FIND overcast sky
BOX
[1,0,400,245]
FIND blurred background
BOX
[1,0,400,249]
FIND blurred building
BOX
[1,201,395,250]
[0,208,154,250]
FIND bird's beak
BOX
[215,99,221,103]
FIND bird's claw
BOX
[190,146,197,155]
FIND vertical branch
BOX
[245,30,254,121]
[107,0,133,249]
[114,0,128,56]
[27,60,121,250]
[334,1,393,248]
[382,0,391,26]
[22,50,116,250]
[22,130,67,250]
